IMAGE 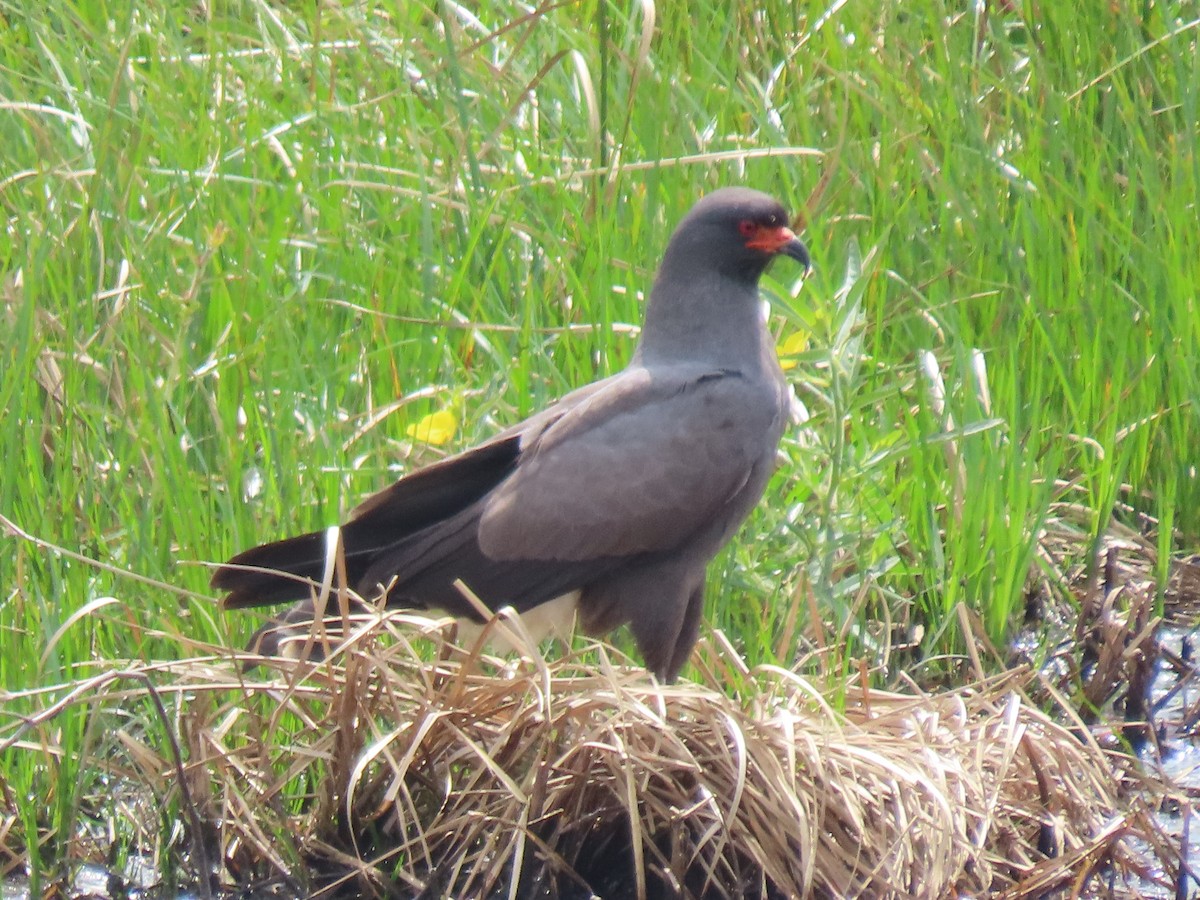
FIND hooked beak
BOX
[746,225,811,273]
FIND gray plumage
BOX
[212,187,810,680]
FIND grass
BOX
[13,626,1154,898]
[1,0,1197,893]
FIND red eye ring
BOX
[737,219,756,237]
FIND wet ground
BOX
[1132,624,1200,896]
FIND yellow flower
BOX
[777,330,809,371]
[406,409,458,446]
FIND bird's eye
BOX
[737,219,756,237]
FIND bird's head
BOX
[666,187,811,281]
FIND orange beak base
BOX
[746,225,811,271]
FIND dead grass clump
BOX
[2,616,1152,898]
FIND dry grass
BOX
[1,607,1167,898]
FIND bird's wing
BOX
[213,373,645,608]
[478,363,782,562]
[347,370,628,524]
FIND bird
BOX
[212,187,811,681]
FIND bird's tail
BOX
[212,528,369,609]
[212,434,523,610]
